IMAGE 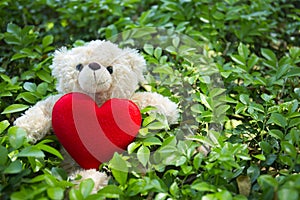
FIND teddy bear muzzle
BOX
[78,62,113,93]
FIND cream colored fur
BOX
[14,40,179,193]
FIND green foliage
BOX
[0,0,300,199]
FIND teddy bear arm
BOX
[14,94,63,143]
[131,92,179,124]
[59,148,108,193]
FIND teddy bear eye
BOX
[106,66,113,74]
[76,64,84,71]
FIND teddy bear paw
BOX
[70,169,108,194]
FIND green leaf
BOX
[267,113,287,128]
[1,74,11,83]
[265,154,277,166]
[239,94,250,105]
[144,44,153,55]
[257,175,278,190]
[269,129,284,140]
[138,127,148,136]
[150,179,165,192]
[259,141,271,154]
[42,35,54,47]
[143,137,162,146]
[251,103,265,113]
[209,88,226,98]
[169,182,179,197]
[105,24,118,40]
[0,91,12,97]
[253,75,267,86]
[153,65,174,74]
[132,27,157,39]
[175,156,187,166]
[214,104,230,119]
[11,53,28,61]
[140,106,157,114]
[212,11,225,20]
[147,122,166,130]
[127,142,141,154]
[36,144,63,159]
[69,188,83,200]
[215,190,233,199]
[279,155,293,166]
[0,145,8,165]
[161,136,177,148]
[231,55,246,66]
[199,93,212,110]
[51,167,68,181]
[8,126,26,149]
[154,47,162,59]
[1,104,29,114]
[247,54,259,68]
[285,67,300,78]
[278,188,299,200]
[0,120,10,134]
[158,146,178,159]
[37,70,53,83]
[261,48,277,62]
[281,141,297,158]
[247,165,260,183]
[98,185,124,198]
[275,64,290,80]
[289,46,300,59]
[188,135,214,147]
[193,153,202,170]
[253,154,266,161]
[288,117,300,128]
[37,82,48,95]
[137,145,150,167]
[44,174,60,187]
[3,160,22,174]
[261,93,274,102]
[47,187,64,200]
[221,71,232,78]
[143,115,156,126]
[155,193,168,200]
[191,104,204,113]
[235,102,246,114]
[18,146,45,158]
[172,37,180,48]
[109,153,128,185]
[16,92,38,104]
[238,43,249,59]
[80,179,94,198]
[23,82,37,92]
[7,23,21,35]
[191,182,216,192]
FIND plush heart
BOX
[52,92,141,169]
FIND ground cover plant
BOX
[0,0,299,199]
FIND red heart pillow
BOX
[52,93,141,169]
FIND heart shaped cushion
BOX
[52,92,141,169]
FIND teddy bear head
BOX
[50,40,146,104]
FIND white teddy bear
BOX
[14,40,179,192]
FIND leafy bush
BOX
[0,0,299,199]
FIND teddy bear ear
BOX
[123,47,146,83]
[50,47,81,94]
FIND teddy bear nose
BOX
[88,62,101,70]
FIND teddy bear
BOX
[14,40,179,192]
